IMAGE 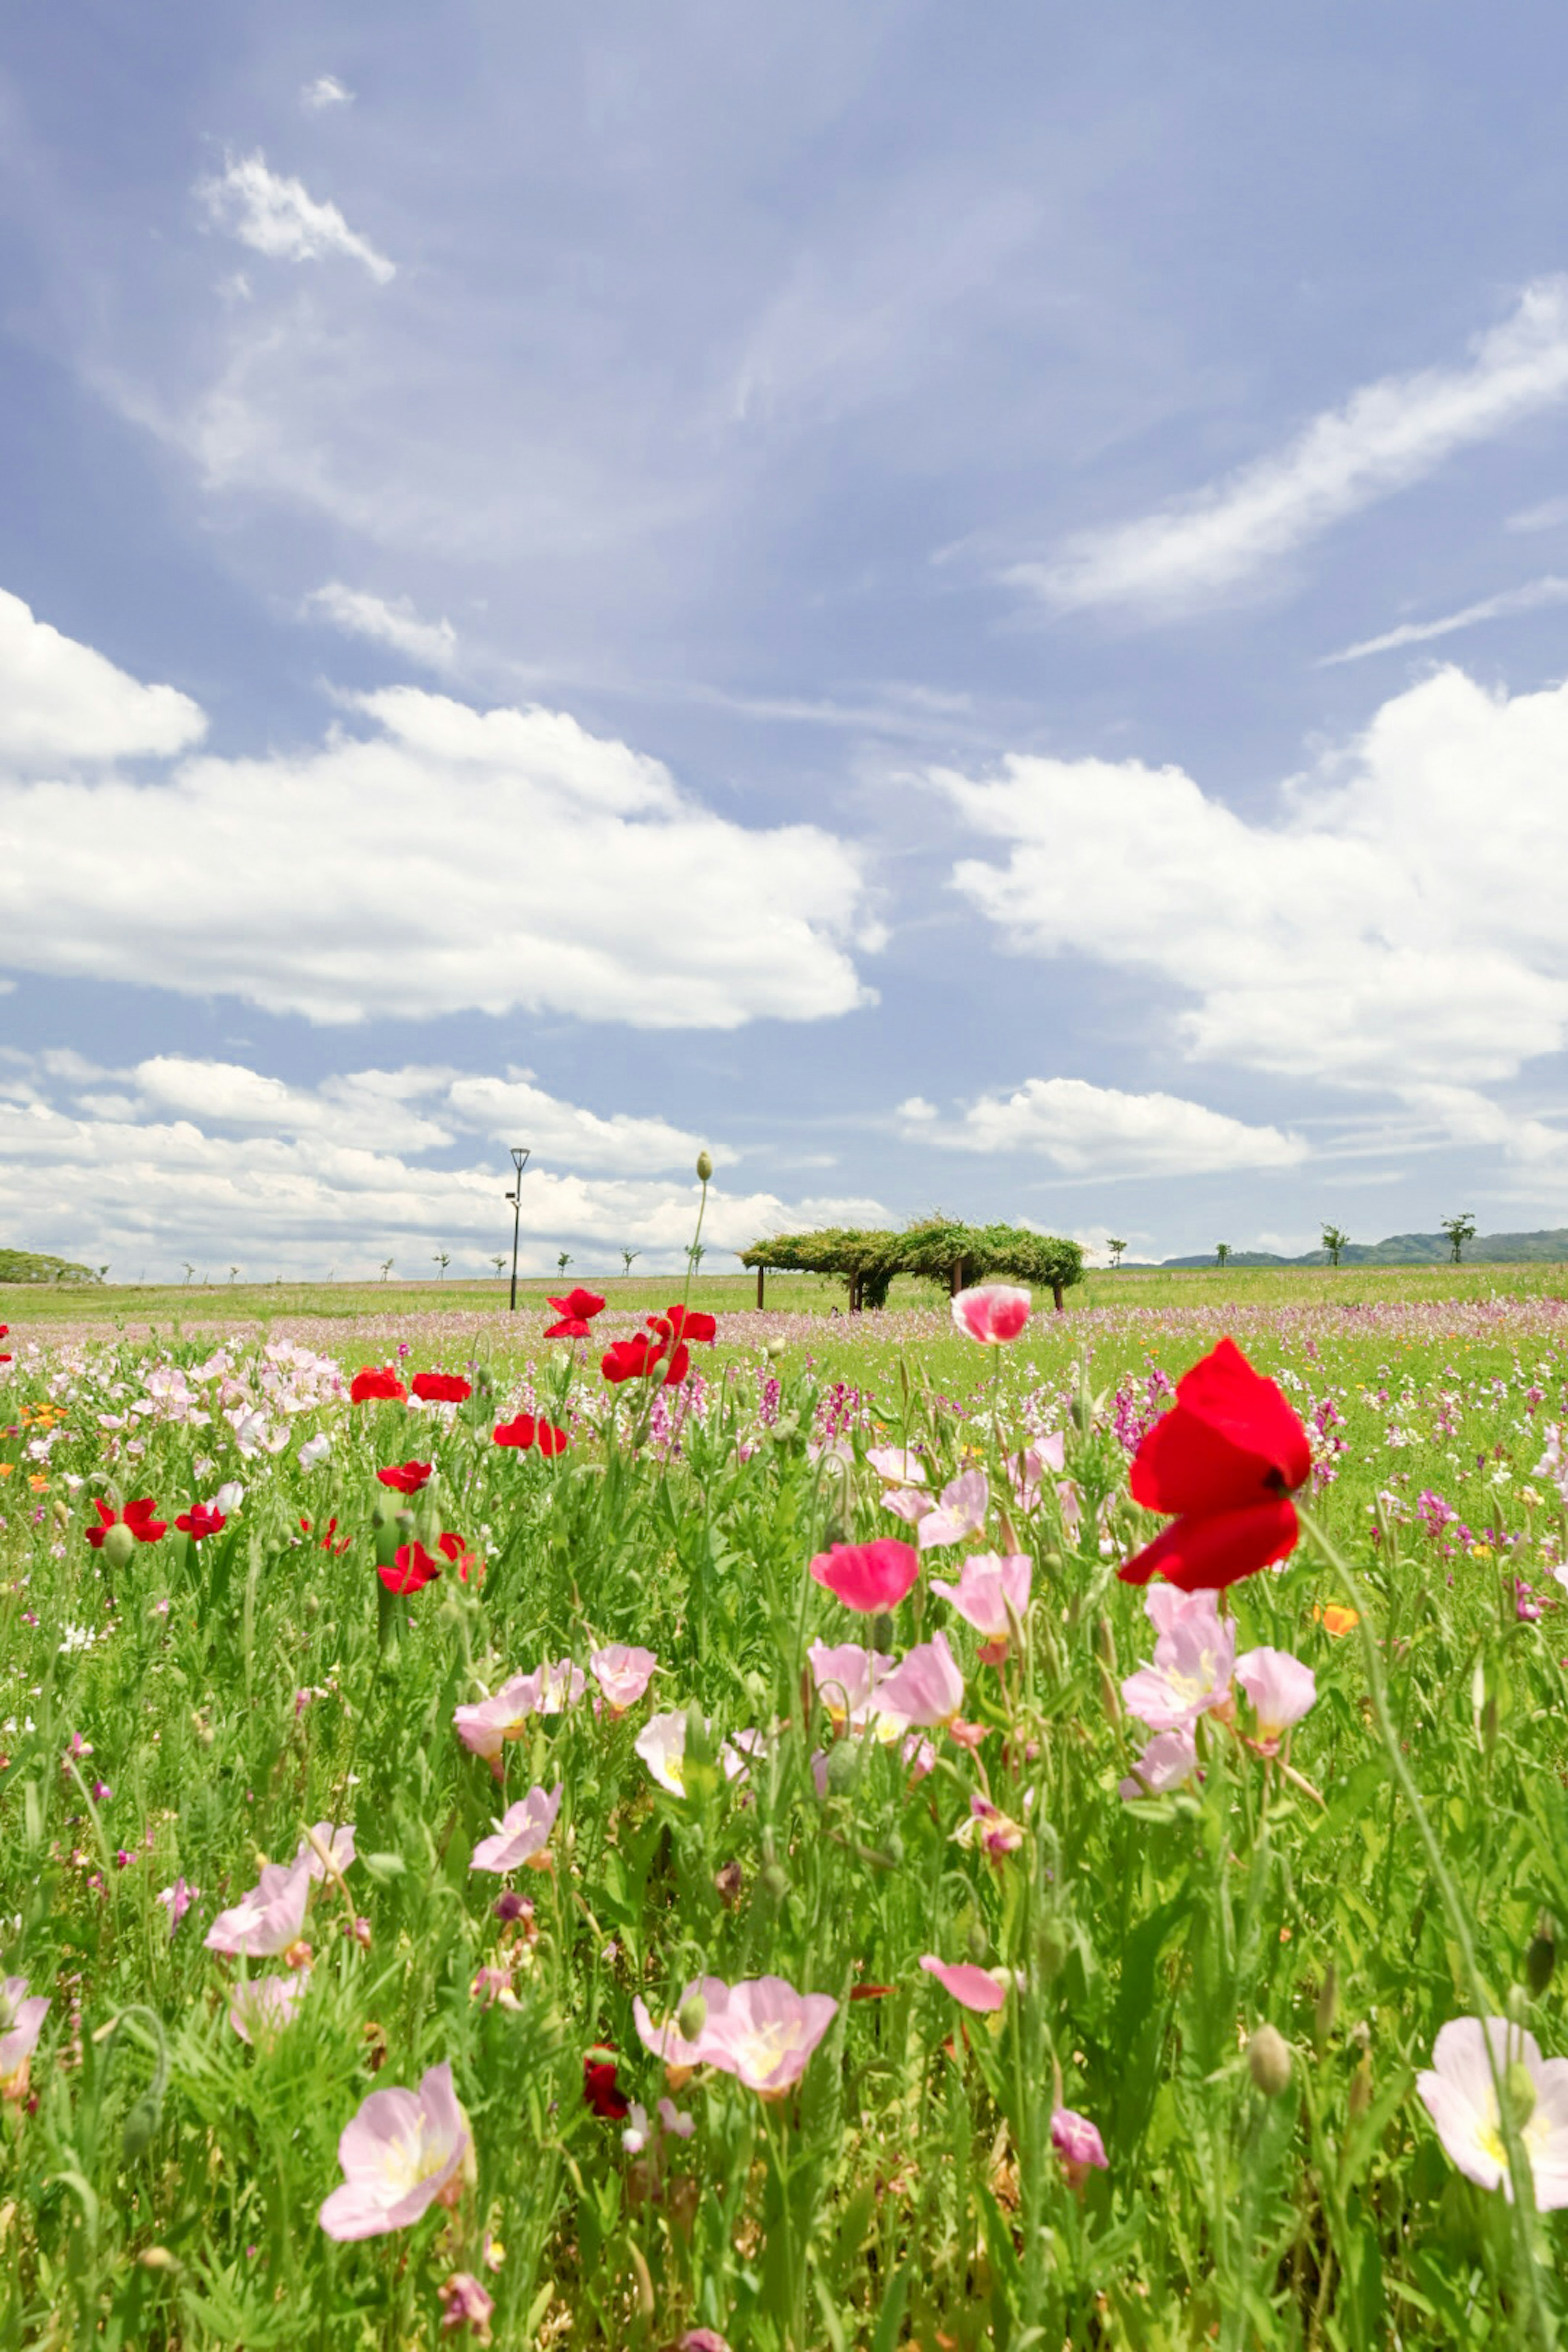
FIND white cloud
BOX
[301,76,354,111]
[0,1054,882,1281]
[1319,576,1568,665]
[305,582,457,668]
[899,1076,1304,1175]
[0,586,205,767]
[1507,494,1568,532]
[0,607,872,1029]
[936,662,1568,1097]
[199,151,395,285]
[1014,279,1568,613]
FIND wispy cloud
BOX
[306,582,457,669]
[301,76,354,112]
[897,1076,1304,1176]
[199,151,395,285]
[1012,279,1568,614]
[1318,575,1568,665]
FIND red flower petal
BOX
[350,1366,407,1404]
[492,1414,537,1449]
[410,1372,472,1403]
[1117,1497,1299,1592]
[379,1541,443,1594]
[1129,1338,1310,1516]
[376,1461,433,1495]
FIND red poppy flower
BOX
[0,1323,10,1364]
[350,1365,407,1404]
[379,1541,442,1594]
[437,1531,483,1584]
[601,1334,653,1384]
[1119,1337,1310,1592]
[174,1502,227,1542]
[410,1371,472,1404]
[583,2052,629,2120]
[659,1304,717,1345]
[87,1497,167,1548]
[376,1461,433,1495]
[543,1288,607,1340]
[535,1421,568,1458]
[301,1514,352,1556]
[493,1413,537,1449]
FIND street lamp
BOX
[505,1146,531,1311]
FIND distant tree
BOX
[379,1257,394,1283]
[491,1255,507,1278]
[1321,1223,1349,1268]
[434,1251,452,1279]
[556,1251,572,1275]
[228,1264,240,1283]
[1442,1213,1477,1265]
[97,1264,109,1283]
[687,1242,706,1272]
[1215,1243,1231,1270]
[182,1262,195,1285]
[621,1248,641,1277]
[1106,1237,1127,1270]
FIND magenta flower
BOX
[952,1793,1026,1855]
[1118,1726,1200,1802]
[318,2061,472,2240]
[205,1856,312,1957]
[1235,1647,1316,1750]
[590,1643,658,1712]
[699,1976,838,2098]
[1120,1586,1235,1733]
[919,1956,1010,2013]
[930,1550,1031,1648]
[1417,2018,1568,2206]
[632,1976,732,2069]
[916,1470,990,1553]
[0,1978,49,2096]
[440,2272,495,2336]
[229,1971,310,2046]
[157,1876,199,1937]
[1051,2106,1108,2186]
[951,1284,1031,1344]
[470,1783,562,1874]
[808,1538,919,1615]
[877,1631,965,1727]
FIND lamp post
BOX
[506,1146,531,1311]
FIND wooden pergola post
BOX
[756,1264,766,1310]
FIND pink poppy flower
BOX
[951,1284,1031,1345]
[877,1631,965,1727]
[930,1550,1031,1648]
[866,1446,927,1485]
[919,1956,1009,2013]
[1234,1647,1316,1749]
[1120,1586,1235,1733]
[699,1976,838,2098]
[297,1822,355,1880]
[229,1971,310,2045]
[807,1640,896,1731]
[916,1470,990,1553]
[633,1976,732,2068]
[470,1783,562,1874]
[157,1876,198,1937]
[1118,1727,1200,1802]
[1417,2018,1568,2206]
[590,1644,657,1713]
[808,1538,918,1615]
[0,1978,49,2096]
[205,1856,312,1956]
[318,2060,472,2240]
[1051,2107,1108,2186]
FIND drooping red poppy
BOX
[659,1304,717,1345]
[350,1365,407,1404]
[583,2051,630,2120]
[437,1531,483,1584]
[543,1288,607,1340]
[410,1371,472,1404]
[87,1497,167,1548]
[379,1541,443,1595]
[493,1413,537,1449]
[376,1461,433,1495]
[601,1334,654,1385]
[174,1502,227,1542]
[1118,1336,1311,1592]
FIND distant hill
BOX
[0,1249,100,1285]
[1160,1228,1568,1270]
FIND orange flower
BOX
[1312,1603,1360,1637]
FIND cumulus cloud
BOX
[199,151,395,285]
[0,587,205,768]
[936,662,1568,1095]
[897,1077,1304,1175]
[0,1053,880,1281]
[0,606,872,1029]
[305,582,457,668]
[301,76,354,111]
[1319,576,1568,665]
[1014,279,1568,613]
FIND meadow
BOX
[1,1258,1568,2348]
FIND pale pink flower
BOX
[720,1727,768,1782]
[0,1978,49,2094]
[681,2334,732,2352]
[699,1976,838,2097]
[440,2271,495,2336]
[318,2060,472,2240]
[1118,1727,1200,1802]
[881,1486,935,1526]
[1417,2018,1568,2207]
[590,1644,657,1712]
[229,1970,310,2045]
[877,1631,965,1727]
[952,1284,1031,1344]
[157,1876,198,1937]
[632,1976,732,2069]
[526,1658,586,1715]
[930,1550,1031,1646]
[919,1956,1009,2013]
[1235,1648,1316,1750]
[866,1446,927,1485]
[454,1675,540,1764]
[1009,1434,1066,1509]
[1051,2107,1108,2184]
[659,2096,695,2138]
[635,1710,691,1795]
[470,1783,562,1874]
[1121,1586,1235,1733]
[205,1855,312,1957]
[952,1793,1026,1855]
[298,1821,355,1880]
[807,1640,896,1731]
[916,1470,989,1552]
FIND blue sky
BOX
[2,1,1567,1278]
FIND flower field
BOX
[2,1272,1568,2349]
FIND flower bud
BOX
[759,1862,790,1903]
[824,1742,860,1796]
[1034,1916,1070,1982]
[1505,2059,1537,2128]
[677,1991,708,2043]
[1247,2022,1292,2098]
[1314,1966,1337,2054]
[870,1611,896,1653]
[101,1523,137,1574]
[764,1337,787,1362]
[695,1150,713,1183]
[966,1919,989,1964]
[1348,2051,1373,2122]
[1527,1912,1557,1997]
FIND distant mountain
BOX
[0,1249,100,1285]
[1160,1228,1568,1270]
